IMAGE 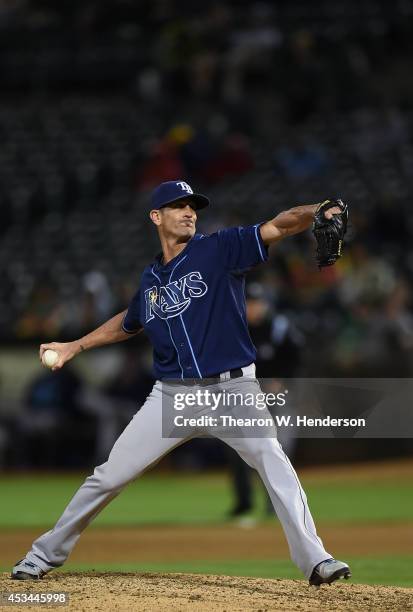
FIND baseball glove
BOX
[312,198,348,268]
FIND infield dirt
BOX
[1,572,413,611]
[1,522,412,565]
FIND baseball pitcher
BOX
[12,181,350,586]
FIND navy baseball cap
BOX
[150,181,210,211]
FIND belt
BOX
[166,364,255,386]
[212,367,243,383]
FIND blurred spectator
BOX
[139,139,186,190]
[81,270,115,328]
[104,347,154,420]
[139,124,253,188]
[201,133,254,183]
[15,283,63,339]
[12,365,97,468]
[331,279,413,377]
[276,137,329,181]
[84,345,156,462]
[338,246,397,308]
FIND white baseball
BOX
[42,349,59,368]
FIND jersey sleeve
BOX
[216,223,269,272]
[122,288,142,334]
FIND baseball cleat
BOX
[11,558,47,580]
[309,558,351,586]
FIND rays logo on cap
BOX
[151,180,210,210]
[176,181,194,194]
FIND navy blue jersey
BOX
[122,224,268,380]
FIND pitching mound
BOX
[1,572,412,611]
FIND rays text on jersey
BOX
[144,271,208,321]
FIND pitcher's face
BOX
[150,198,197,241]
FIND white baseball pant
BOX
[25,368,331,579]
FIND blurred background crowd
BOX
[0,0,412,494]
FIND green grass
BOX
[302,482,413,523]
[1,556,412,587]
[0,474,231,527]
[0,473,411,528]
